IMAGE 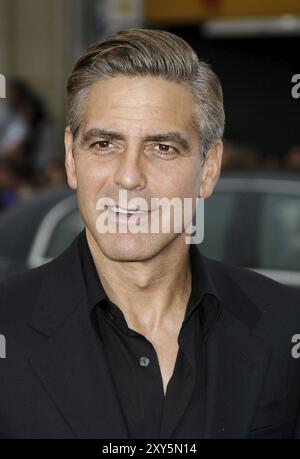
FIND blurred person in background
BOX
[284,146,300,173]
[37,159,67,190]
[0,79,30,159]
[221,140,261,171]
[0,78,58,181]
[0,157,34,211]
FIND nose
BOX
[113,149,146,191]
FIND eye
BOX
[90,140,116,154]
[153,144,178,158]
[91,140,112,150]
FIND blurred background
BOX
[0,0,300,287]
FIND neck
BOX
[85,230,192,331]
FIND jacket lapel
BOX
[28,236,129,439]
[202,260,272,439]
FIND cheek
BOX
[76,159,108,195]
[156,165,200,199]
[75,162,106,227]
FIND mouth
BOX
[110,205,149,216]
[106,205,151,223]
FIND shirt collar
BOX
[77,228,221,335]
[77,228,107,307]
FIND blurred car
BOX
[0,187,83,280]
[0,172,299,287]
[200,171,300,287]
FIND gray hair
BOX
[67,28,225,159]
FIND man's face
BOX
[65,76,222,261]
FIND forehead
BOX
[81,76,196,133]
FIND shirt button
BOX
[108,311,116,321]
[139,356,150,367]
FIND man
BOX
[0,29,300,439]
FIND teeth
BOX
[111,206,146,215]
[111,206,128,214]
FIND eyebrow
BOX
[79,128,192,152]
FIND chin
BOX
[96,233,171,262]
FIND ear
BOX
[64,127,77,190]
[199,141,223,198]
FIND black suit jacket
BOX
[1,233,300,439]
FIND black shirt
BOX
[77,229,221,439]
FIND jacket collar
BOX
[29,234,88,337]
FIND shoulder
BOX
[0,235,80,328]
[204,254,300,319]
[0,261,52,324]
[203,255,300,362]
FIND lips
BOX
[105,205,151,225]
[109,206,149,215]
